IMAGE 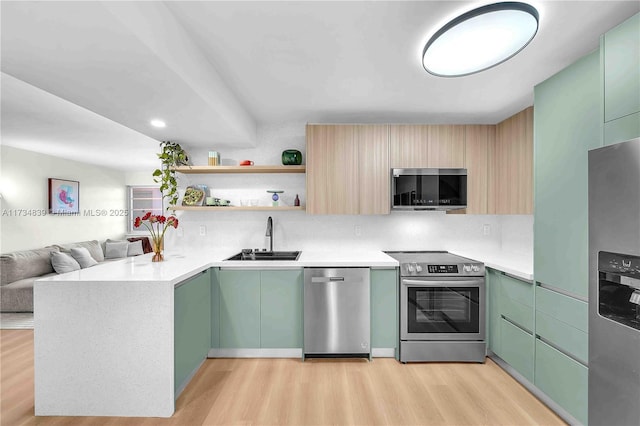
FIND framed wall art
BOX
[48,178,79,215]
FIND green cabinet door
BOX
[534,50,601,299]
[486,268,502,356]
[370,269,397,350]
[219,270,261,348]
[603,13,640,124]
[260,270,303,348]
[535,339,588,425]
[500,318,534,382]
[174,269,211,395]
[499,274,534,332]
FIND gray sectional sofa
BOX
[0,239,146,312]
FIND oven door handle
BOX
[402,279,483,287]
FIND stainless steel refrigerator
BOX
[588,137,640,426]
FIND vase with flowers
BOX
[133,212,179,262]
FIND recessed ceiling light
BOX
[422,2,539,77]
[150,119,166,128]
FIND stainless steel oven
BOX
[387,251,486,363]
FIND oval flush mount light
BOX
[422,2,539,77]
[150,119,166,128]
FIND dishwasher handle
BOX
[311,276,346,283]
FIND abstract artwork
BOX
[48,178,79,215]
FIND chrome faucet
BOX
[265,216,273,252]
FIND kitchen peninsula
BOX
[33,250,398,417]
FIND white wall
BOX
[155,122,534,257]
[0,146,127,252]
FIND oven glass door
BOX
[401,278,485,340]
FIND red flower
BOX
[167,216,179,229]
[158,215,166,224]
[134,217,142,228]
[142,212,152,220]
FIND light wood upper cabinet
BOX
[358,125,390,215]
[389,125,429,167]
[428,125,466,167]
[390,125,465,168]
[493,107,533,214]
[463,125,495,215]
[307,112,532,216]
[306,125,359,215]
[306,124,390,215]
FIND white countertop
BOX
[36,249,399,286]
[36,247,532,285]
[451,249,533,281]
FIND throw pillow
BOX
[70,247,99,268]
[127,240,144,257]
[50,251,81,274]
[127,237,153,254]
[104,241,129,259]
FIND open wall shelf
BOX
[173,165,305,174]
[171,206,305,212]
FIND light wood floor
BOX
[1,330,565,425]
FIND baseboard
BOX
[489,354,581,426]
[208,348,397,359]
[208,348,303,358]
[175,357,206,398]
[372,348,396,357]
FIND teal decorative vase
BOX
[282,149,302,165]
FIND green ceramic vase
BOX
[282,149,302,165]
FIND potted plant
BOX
[153,140,189,210]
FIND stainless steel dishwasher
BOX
[303,268,370,359]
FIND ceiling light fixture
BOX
[150,119,166,128]
[422,2,539,77]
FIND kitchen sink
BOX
[225,251,301,261]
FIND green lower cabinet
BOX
[216,268,304,349]
[219,270,261,348]
[370,269,397,351]
[500,318,534,382]
[260,270,303,348]
[499,274,534,333]
[535,286,588,365]
[535,339,588,425]
[174,270,211,395]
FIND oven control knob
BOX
[406,264,415,273]
[415,264,423,272]
[463,264,472,273]
[471,265,481,272]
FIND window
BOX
[128,186,163,232]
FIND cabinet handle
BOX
[536,336,588,367]
[500,315,533,335]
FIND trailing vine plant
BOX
[153,141,189,210]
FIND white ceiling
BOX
[1,1,639,171]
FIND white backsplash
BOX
[156,121,533,258]
[165,210,532,257]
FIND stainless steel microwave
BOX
[391,168,467,211]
